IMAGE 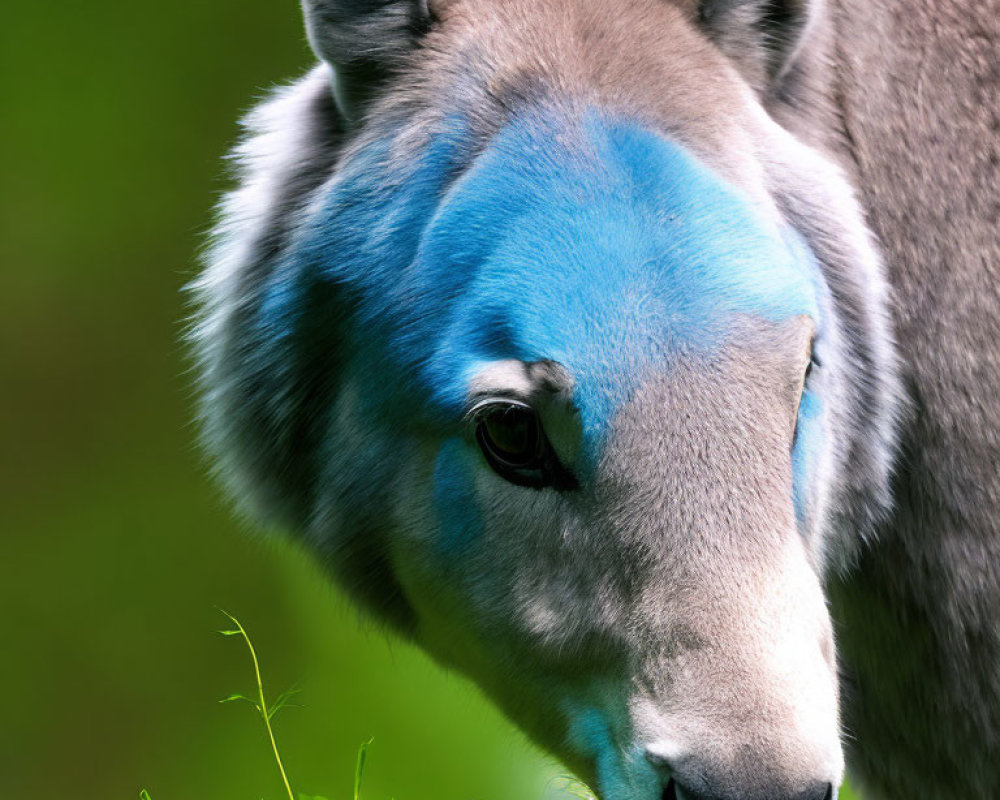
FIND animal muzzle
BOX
[627,673,843,800]
[662,778,836,800]
[601,550,844,800]
[571,621,844,800]
[648,751,838,800]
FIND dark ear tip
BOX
[697,0,821,89]
[302,0,434,123]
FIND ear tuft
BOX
[301,0,433,122]
[699,0,822,92]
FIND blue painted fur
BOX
[261,107,825,489]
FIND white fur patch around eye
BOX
[466,359,535,402]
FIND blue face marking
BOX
[564,700,660,800]
[420,109,823,448]
[265,103,828,521]
[792,387,825,524]
[433,438,482,558]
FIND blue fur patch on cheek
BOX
[564,702,660,800]
[433,438,482,557]
[792,388,825,524]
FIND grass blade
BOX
[217,608,296,800]
[354,737,374,800]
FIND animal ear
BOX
[698,0,821,91]
[301,0,434,123]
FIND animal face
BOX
[194,2,901,798]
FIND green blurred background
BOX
[0,3,559,799]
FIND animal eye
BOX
[804,338,821,384]
[478,404,541,468]
[805,352,821,383]
[473,402,577,490]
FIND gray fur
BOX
[190,65,344,528]
[699,0,820,89]
[819,3,1000,799]
[301,0,432,121]
[191,1,998,798]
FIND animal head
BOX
[193,2,902,798]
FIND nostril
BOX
[805,783,837,800]
[667,780,701,800]
[646,746,683,800]
[646,745,834,800]
[661,778,834,800]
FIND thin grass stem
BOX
[219,609,296,800]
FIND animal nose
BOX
[646,749,836,800]
[663,783,835,800]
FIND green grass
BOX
[215,609,367,800]
[142,610,386,800]
[143,609,594,800]
[140,612,857,800]
[216,609,299,800]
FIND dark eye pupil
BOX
[481,407,539,466]
[472,401,578,491]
